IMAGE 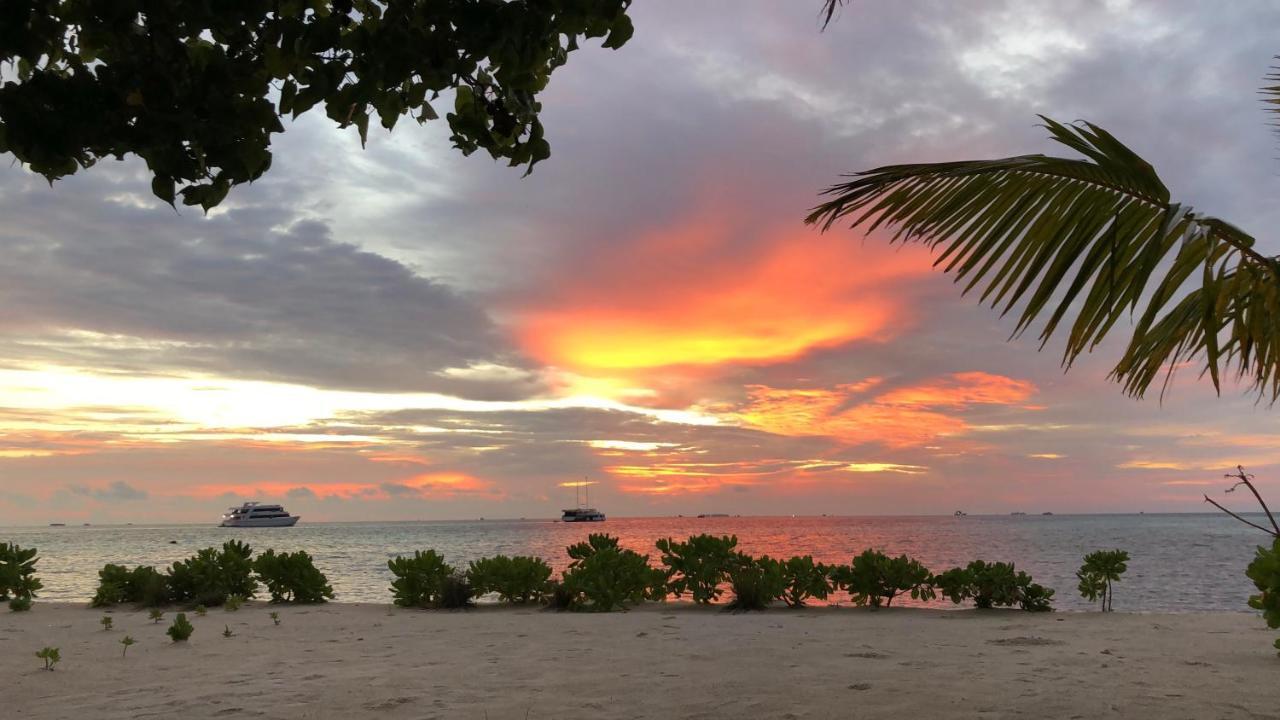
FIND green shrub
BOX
[120,635,135,656]
[0,542,42,602]
[468,555,552,604]
[167,540,257,606]
[832,549,935,609]
[100,615,114,631]
[562,534,665,612]
[655,534,743,604]
[166,613,194,642]
[9,596,32,611]
[935,560,1053,611]
[439,573,475,609]
[545,580,576,611]
[269,611,280,626]
[148,609,164,623]
[1246,537,1280,655]
[1077,549,1129,612]
[388,550,454,608]
[725,555,786,612]
[35,646,59,671]
[91,564,168,607]
[253,549,333,603]
[778,555,833,608]
[224,594,245,611]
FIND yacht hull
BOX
[219,516,300,528]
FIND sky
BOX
[2,0,1280,524]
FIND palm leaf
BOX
[806,116,1280,401]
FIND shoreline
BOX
[5,603,1278,719]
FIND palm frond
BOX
[1263,57,1280,143]
[820,0,847,30]
[806,116,1280,401]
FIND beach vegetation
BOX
[9,596,32,611]
[0,542,42,604]
[655,534,743,604]
[194,605,207,616]
[388,550,455,608]
[222,624,234,638]
[1077,550,1129,611]
[91,564,167,608]
[468,555,553,604]
[1206,466,1280,653]
[832,549,935,609]
[439,573,475,610]
[725,555,787,612]
[166,613,194,642]
[270,611,280,626]
[544,580,576,611]
[100,615,113,631]
[120,635,135,657]
[253,549,334,604]
[778,556,834,608]
[149,609,164,623]
[35,646,59,671]
[224,594,245,611]
[934,561,1054,611]
[562,534,665,612]
[167,540,257,607]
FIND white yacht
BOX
[219,502,300,528]
[560,480,605,522]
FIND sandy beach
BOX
[3,603,1277,719]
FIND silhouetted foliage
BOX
[1077,549,1129,612]
[254,549,334,603]
[656,534,743,604]
[468,555,553,604]
[388,550,454,608]
[35,646,59,670]
[100,615,113,631]
[725,555,787,612]
[544,580,576,611]
[0,0,636,210]
[91,564,167,607]
[934,561,1054,611]
[778,555,834,608]
[9,595,32,611]
[832,549,935,609]
[1247,538,1280,654]
[0,542,42,602]
[166,613,194,642]
[439,573,475,610]
[119,635,135,657]
[224,594,245,611]
[561,534,664,612]
[167,540,257,607]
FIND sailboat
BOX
[561,480,605,522]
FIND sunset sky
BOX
[3,1,1280,524]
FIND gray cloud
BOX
[68,481,149,502]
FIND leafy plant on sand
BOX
[561,534,665,612]
[120,635,135,657]
[194,605,207,617]
[468,555,553,604]
[0,1,636,210]
[224,594,245,611]
[831,549,935,609]
[439,573,475,610]
[167,540,257,607]
[388,550,454,608]
[934,561,1054,612]
[222,624,234,638]
[1077,550,1129,612]
[655,534,743,604]
[253,549,334,604]
[269,611,280,626]
[724,555,787,612]
[1206,466,1280,654]
[35,646,60,671]
[166,613,194,642]
[100,615,113,631]
[148,609,164,624]
[9,596,32,611]
[91,564,168,608]
[544,580,577,612]
[778,555,834,608]
[0,542,42,605]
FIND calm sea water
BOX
[1,514,1271,611]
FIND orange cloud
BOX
[516,211,933,373]
[735,372,1037,448]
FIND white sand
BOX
[3,602,1277,719]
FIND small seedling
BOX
[148,609,164,624]
[222,624,234,638]
[269,611,280,626]
[120,635,135,657]
[36,646,60,671]
[166,613,193,642]
[194,605,207,616]
[100,615,114,631]
[224,595,244,611]
[9,596,32,612]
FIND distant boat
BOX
[1010,512,1027,516]
[219,502,300,528]
[561,479,605,522]
[954,510,967,517]
[48,523,65,527]
[697,513,729,518]
[1041,511,1054,516]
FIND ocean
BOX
[2,513,1272,611]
